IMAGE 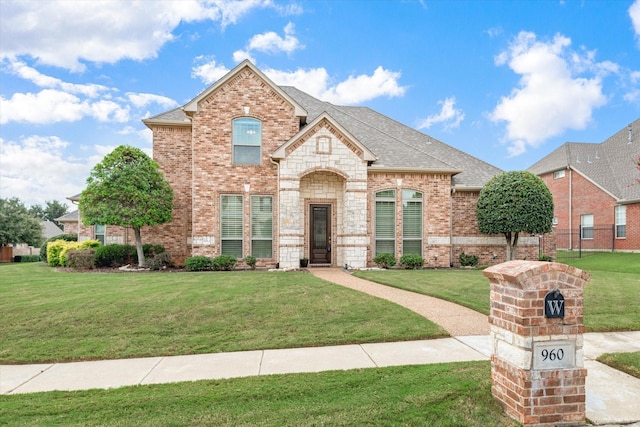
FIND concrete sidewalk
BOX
[2,332,640,426]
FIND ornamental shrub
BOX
[459,252,479,267]
[67,249,96,269]
[148,252,172,270]
[95,244,137,267]
[213,255,237,271]
[40,233,77,262]
[185,256,215,272]
[244,255,257,270]
[538,254,553,262]
[400,254,424,269]
[373,253,396,269]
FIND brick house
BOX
[528,118,640,251]
[66,60,543,267]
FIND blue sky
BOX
[1,0,639,208]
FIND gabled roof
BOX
[271,112,377,162]
[528,118,640,202]
[41,221,63,239]
[143,61,502,188]
[183,60,307,118]
[280,86,501,188]
[56,209,79,222]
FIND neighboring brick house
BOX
[528,118,640,252]
[70,60,543,268]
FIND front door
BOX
[310,204,331,264]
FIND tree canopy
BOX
[79,145,174,267]
[476,171,553,261]
[0,198,44,247]
[29,200,69,228]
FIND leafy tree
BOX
[29,200,69,228]
[476,171,553,261]
[79,146,174,267]
[0,198,44,247]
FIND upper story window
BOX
[553,170,565,179]
[233,118,261,165]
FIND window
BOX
[375,190,395,256]
[402,190,422,255]
[251,196,273,258]
[553,170,565,179]
[94,224,105,245]
[615,205,626,238]
[233,118,261,164]
[221,195,243,258]
[580,214,593,239]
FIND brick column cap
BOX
[483,260,591,289]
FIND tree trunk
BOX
[504,232,520,261]
[134,227,145,267]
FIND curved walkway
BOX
[310,268,489,336]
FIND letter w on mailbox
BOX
[544,290,565,318]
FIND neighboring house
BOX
[41,220,63,239]
[11,221,63,257]
[57,198,136,246]
[528,119,640,252]
[72,60,543,267]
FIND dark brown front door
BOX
[310,204,331,264]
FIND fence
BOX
[554,225,615,261]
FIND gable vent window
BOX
[316,136,331,154]
[233,118,261,165]
[553,170,565,179]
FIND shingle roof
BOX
[528,118,640,202]
[145,71,503,188]
[41,221,63,239]
[56,210,79,222]
[279,86,501,188]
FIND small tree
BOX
[79,146,174,267]
[476,171,553,261]
[0,198,43,247]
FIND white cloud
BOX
[0,135,94,206]
[1,60,177,125]
[417,97,465,131]
[191,56,231,85]
[630,0,640,45]
[320,66,406,104]
[490,31,607,156]
[0,89,131,124]
[127,93,179,109]
[191,60,406,105]
[0,0,274,72]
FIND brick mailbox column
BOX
[483,260,591,426]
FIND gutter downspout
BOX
[450,187,455,267]
[569,167,572,249]
[270,156,280,267]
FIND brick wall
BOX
[540,169,640,251]
[484,261,589,426]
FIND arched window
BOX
[375,190,396,256]
[233,118,261,165]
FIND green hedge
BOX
[40,234,77,262]
[94,244,166,268]
[47,240,100,267]
[185,255,237,272]
[13,255,41,263]
[400,254,424,269]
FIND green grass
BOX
[597,351,640,379]
[0,263,445,364]
[354,252,640,332]
[0,361,518,427]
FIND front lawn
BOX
[354,252,640,332]
[597,351,640,379]
[0,263,445,364]
[0,361,518,427]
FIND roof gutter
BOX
[368,166,463,175]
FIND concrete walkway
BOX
[1,268,639,426]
